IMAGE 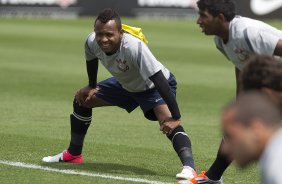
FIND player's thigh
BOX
[94,77,138,112]
[87,95,113,108]
[135,90,171,121]
[136,73,177,121]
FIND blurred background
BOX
[0,0,282,19]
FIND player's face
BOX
[221,109,261,168]
[95,20,123,55]
[197,9,221,35]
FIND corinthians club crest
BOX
[234,47,250,63]
[116,59,129,72]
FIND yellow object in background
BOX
[122,24,148,44]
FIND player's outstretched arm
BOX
[149,70,181,120]
[149,70,182,134]
[86,58,99,88]
[75,58,99,106]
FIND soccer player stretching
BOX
[42,8,196,180]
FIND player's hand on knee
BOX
[83,88,100,108]
[85,87,99,104]
[159,118,181,135]
[75,89,86,106]
[75,86,97,106]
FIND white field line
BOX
[0,160,174,184]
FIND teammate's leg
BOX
[153,104,196,180]
[186,140,228,184]
[205,139,232,180]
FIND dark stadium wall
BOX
[236,0,282,19]
[0,0,282,19]
[0,0,80,17]
[77,0,197,18]
[0,0,197,18]
[77,0,137,17]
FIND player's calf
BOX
[167,125,196,180]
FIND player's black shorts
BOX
[95,73,177,121]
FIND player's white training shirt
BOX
[215,16,282,70]
[260,128,282,184]
[84,32,170,92]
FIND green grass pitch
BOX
[1,17,281,184]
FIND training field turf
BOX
[1,17,281,184]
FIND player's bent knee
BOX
[73,99,92,116]
[90,95,113,108]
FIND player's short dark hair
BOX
[240,55,282,92]
[224,91,281,127]
[94,8,122,30]
[197,0,236,22]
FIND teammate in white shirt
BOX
[184,0,282,183]
[42,8,196,180]
[214,16,282,71]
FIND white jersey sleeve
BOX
[245,27,280,55]
[84,32,98,61]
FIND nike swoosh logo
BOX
[250,0,282,15]
[59,157,77,162]
[155,98,163,103]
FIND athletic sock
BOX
[167,126,195,170]
[206,139,232,180]
[68,142,83,156]
[67,100,92,156]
